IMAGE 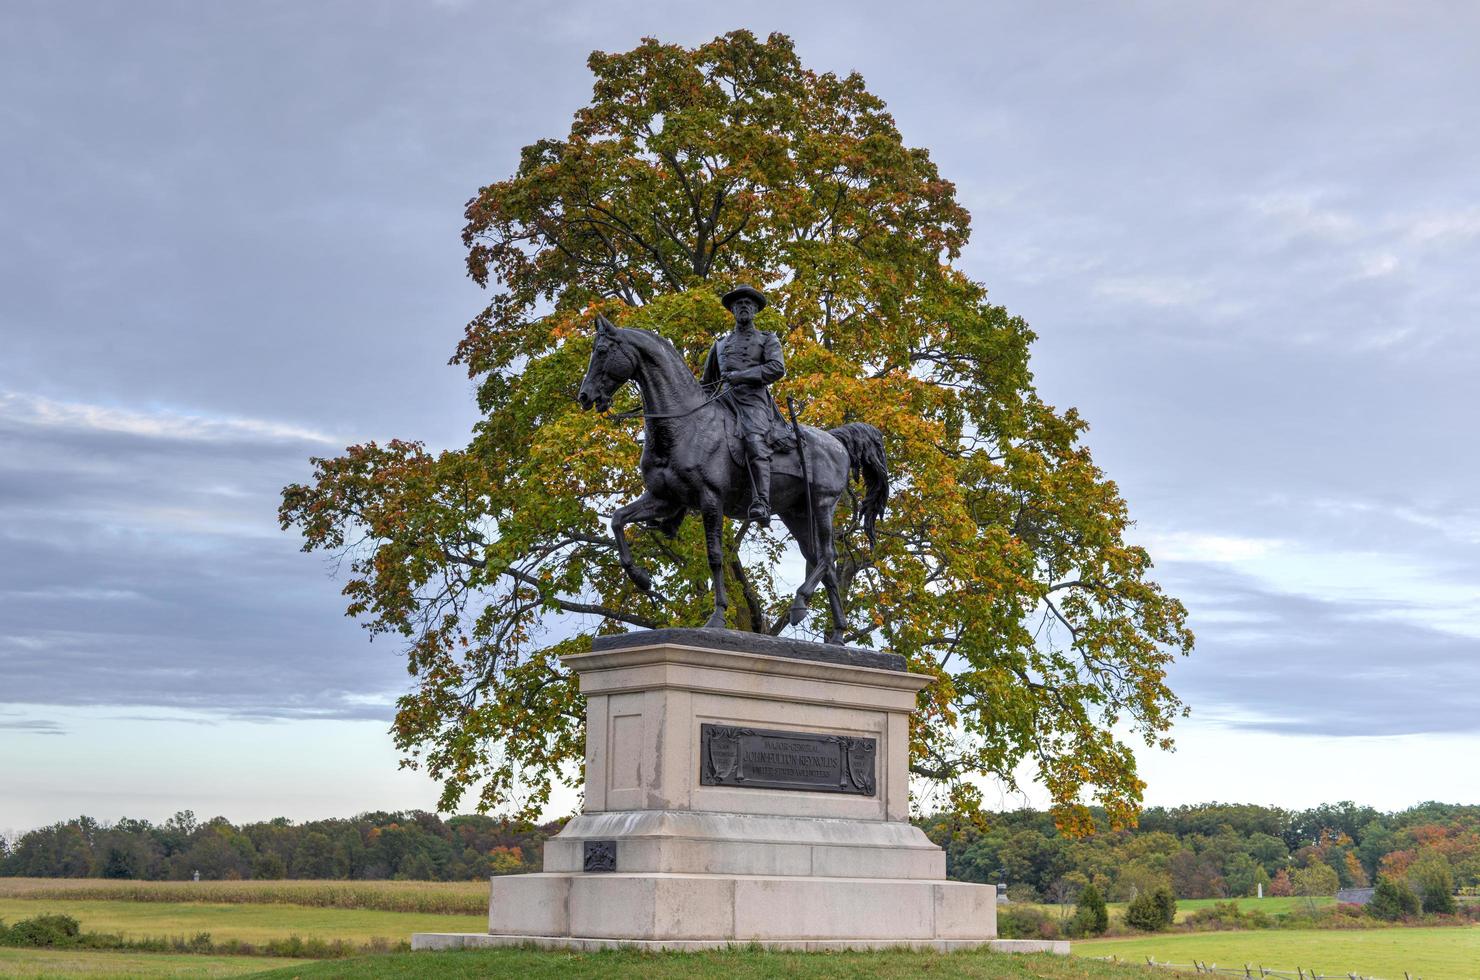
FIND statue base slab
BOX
[412,632,1045,951]
[446,870,995,945]
[540,809,946,879]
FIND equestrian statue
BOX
[575,285,888,645]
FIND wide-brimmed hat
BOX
[721,285,767,312]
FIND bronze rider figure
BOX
[700,285,787,525]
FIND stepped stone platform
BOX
[411,629,1069,954]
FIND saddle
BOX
[718,400,803,478]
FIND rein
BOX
[607,382,729,422]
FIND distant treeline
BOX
[920,801,1480,902]
[4,802,1477,898]
[0,811,558,881]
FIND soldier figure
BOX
[701,285,788,525]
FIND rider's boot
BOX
[747,458,772,526]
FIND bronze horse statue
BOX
[576,315,887,644]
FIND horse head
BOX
[577,314,637,413]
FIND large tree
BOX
[280,31,1193,832]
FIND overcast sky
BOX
[3,1,1478,833]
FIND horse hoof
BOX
[788,599,809,626]
[626,565,652,592]
[824,631,845,646]
[702,610,727,630]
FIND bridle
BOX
[607,381,730,422]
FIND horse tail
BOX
[827,422,888,546]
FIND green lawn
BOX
[0,898,485,947]
[0,947,310,978]
[1077,926,1480,979]
[243,947,1180,979]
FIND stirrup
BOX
[747,502,772,526]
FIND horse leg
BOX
[700,492,728,629]
[611,491,674,594]
[778,510,823,626]
[815,505,849,645]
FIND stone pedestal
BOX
[413,629,1055,952]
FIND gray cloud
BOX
[0,715,66,735]
[1159,560,1480,736]
[0,393,404,720]
[2,1,1477,745]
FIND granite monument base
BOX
[412,630,1063,953]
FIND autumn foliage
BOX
[279,31,1194,829]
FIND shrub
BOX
[1125,887,1175,932]
[1184,900,1273,931]
[1124,891,1158,931]
[997,905,1059,939]
[1367,876,1421,921]
[1072,883,1109,936]
[0,914,81,947]
[1410,856,1456,915]
[1152,885,1177,926]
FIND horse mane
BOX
[613,325,702,389]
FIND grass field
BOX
[0,878,1178,979]
[0,880,484,976]
[0,898,486,949]
[3,878,1454,979]
[0,948,311,978]
[243,947,1181,979]
[1078,926,1480,979]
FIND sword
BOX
[785,396,817,562]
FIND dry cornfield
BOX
[0,877,488,914]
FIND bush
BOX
[1124,891,1159,931]
[1367,877,1421,921]
[1184,900,1273,931]
[0,914,81,947]
[997,905,1060,940]
[1125,886,1176,932]
[1152,885,1177,926]
[1329,903,1372,924]
[1410,856,1456,915]
[1072,883,1109,936]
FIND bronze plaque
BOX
[699,724,876,796]
[583,839,616,873]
